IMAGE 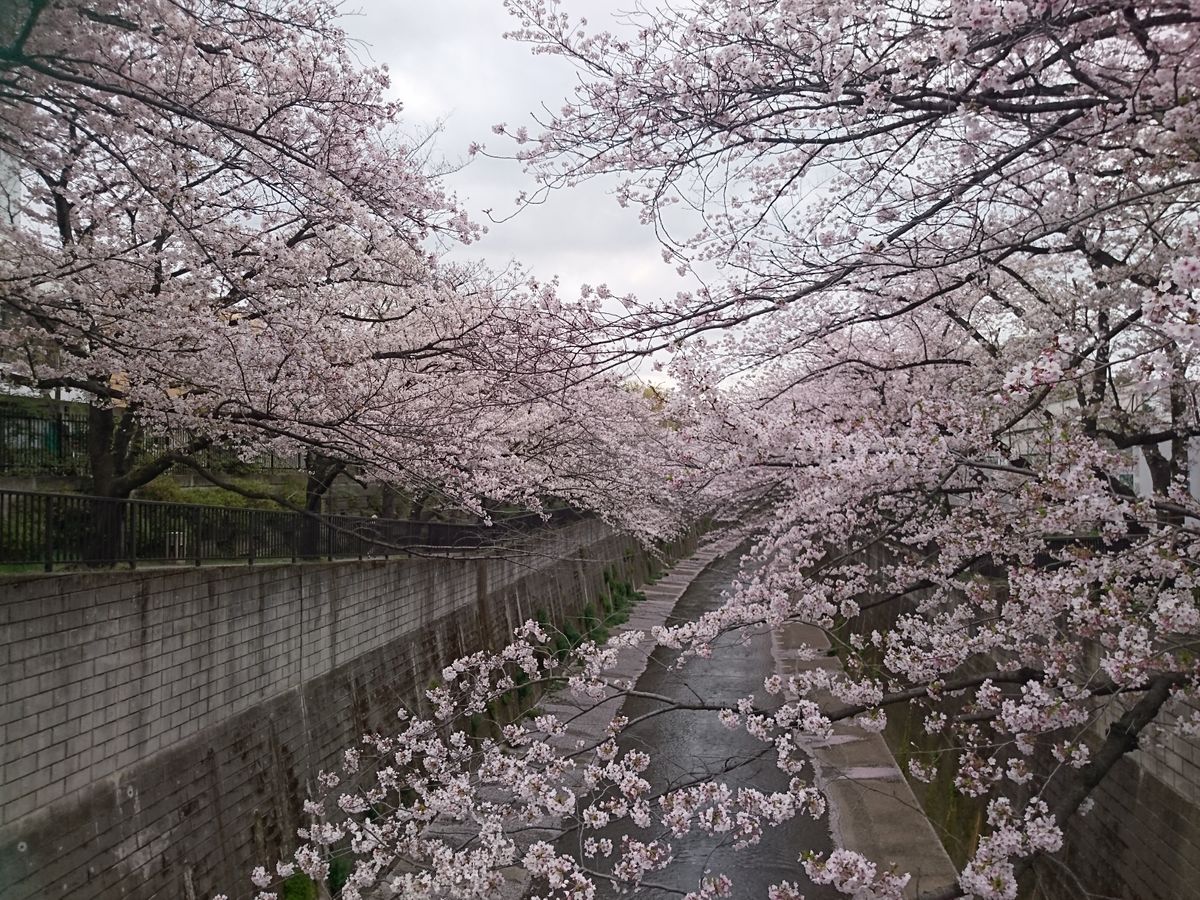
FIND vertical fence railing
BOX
[0,490,581,570]
[0,411,91,475]
[0,408,305,476]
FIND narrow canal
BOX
[571,549,840,899]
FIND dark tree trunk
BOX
[79,404,205,565]
[380,484,398,519]
[299,452,345,558]
[410,490,439,522]
[84,405,125,564]
[86,404,119,497]
[1143,348,1191,528]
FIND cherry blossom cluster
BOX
[0,0,702,532]
[21,1,1200,897]
[220,615,840,900]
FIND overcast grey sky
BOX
[343,1,684,306]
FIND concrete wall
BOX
[0,519,671,900]
[1028,680,1200,900]
[1031,753,1200,900]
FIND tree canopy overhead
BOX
[506,0,1200,345]
[491,1,1200,897]
[0,0,683,526]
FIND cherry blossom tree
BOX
[0,0,678,531]
[490,1,1200,898]
[0,0,424,492]
[10,2,1200,899]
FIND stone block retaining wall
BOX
[0,519,675,900]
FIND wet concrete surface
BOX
[571,550,840,900]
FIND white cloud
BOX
[344,1,686,306]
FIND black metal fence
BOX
[0,490,580,570]
[0,408,304,475]
[0,411,91,475]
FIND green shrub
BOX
[562,620,582,648]
[552,633,571,661]
[278,856,352,898]
[329,856,352,895]
[281,873,317,900]
[514,669,532,704]
[135,475,285,510]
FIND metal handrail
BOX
[0,490,580,571]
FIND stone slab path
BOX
[773,623,959,899]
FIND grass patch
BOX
[281,873,318,900]
[134,474,300,510]
[884,701,986,868]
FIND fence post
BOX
[43,494,55,572]
[193,506,202,567]
[127,502,137,569]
